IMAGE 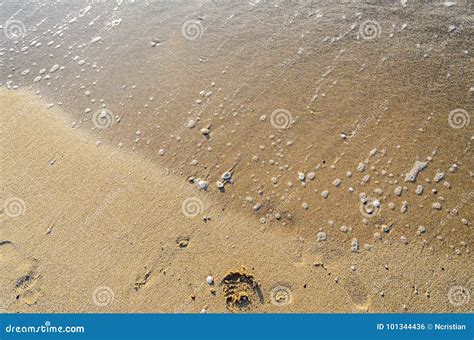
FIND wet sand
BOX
[0,0,473,313]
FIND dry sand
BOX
[0,1,473,313]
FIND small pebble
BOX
[434,171,445,183]
[417,225,426,235]
[394,186,403,196]
[317,232,327,241]
[351,238,359,252]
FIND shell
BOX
[222,172,232,181]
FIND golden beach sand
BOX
[0,1,472,313]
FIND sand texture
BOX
[0,0,473,313]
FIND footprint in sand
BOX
[0,242,43,308]
[344,274,370,311]
[220,267,264,312]
[13,261,44,306]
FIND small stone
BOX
[195,179,208,191]
[316,232,327,241]
[394,186,403,196]
[332,178,341,187]
[321,190,329,199]
[206,276,214,284]
[298,172,305,181]
[432,202,442,210]
[351,238,359,252]
[417,225,426,235]
[400,201,408,213]
[307,172,316,180]
[50,64,60,73]
[302,202,309,210]
[434,171,445,183]
[357,163,365,172]
[159,149,165,156]
[400,236,408,244]
[415,185,423,195]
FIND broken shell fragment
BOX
[405,160,428,182]
[194,179,208,191]
[222,172,232,181]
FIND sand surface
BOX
[0,1,473,313]
[0,88,472,313]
